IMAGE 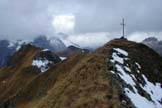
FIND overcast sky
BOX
[0,0,162,47]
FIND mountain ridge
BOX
[0,36,66,67]
[0,39,162,108]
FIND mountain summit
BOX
[32,36,66,52]
[0,39,162,108]
[142,37,162,56]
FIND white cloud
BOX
[61,32,121,48]
[52,14,75,33]
[59,31,162,49]
[0,0,162,41]
[61,32,109,48]
[128,32,162,42]
[128,32,149,42]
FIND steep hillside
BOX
[106,39,162,108]
[33,39,162,108]
[0,44,41,106]
[0,39,162,108]
[0,44,62,108]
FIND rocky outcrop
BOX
[32,49,61,72]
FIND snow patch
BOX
[8,42,15,48]
[115,64,136,85]
[113,48,128,56]
[60,57,67,61]
[110,48,162,108]
[42,49,49,52]
[135,62,141,69]
[32,59,52,72]
[111,53,124,64]
[14,41,26,51]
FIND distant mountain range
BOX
[0,35,90,67]
[142,37,162,56]
[1,36,162,68]
[0,39,25,67]
[0,36,66,67]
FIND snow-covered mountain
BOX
[142,37,162,56]
[0,36,66,67]
[32,36,66,52]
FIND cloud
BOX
[52,14,75,33]
[128,32,162,42]
[61,32,120,48]
[61,32,162,48]
[127,32,149,42]
[0,0,162,43]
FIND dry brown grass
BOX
[1,39,162,108]
[31,49,122,108]
[0,45,41,104]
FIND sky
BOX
[0,0,162,48]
